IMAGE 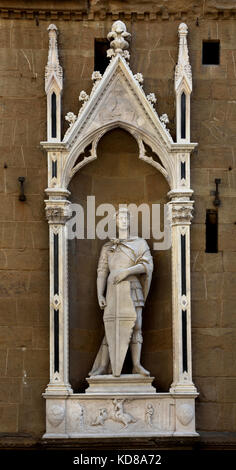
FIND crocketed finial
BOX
[107,21,131,61]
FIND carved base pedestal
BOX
[43,390,199,438]
[85,374,156,394]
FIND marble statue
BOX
[89,208,153,377]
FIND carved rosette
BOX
[171,203,194,225]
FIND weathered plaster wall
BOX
[0,2,236,439]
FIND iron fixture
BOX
[18,176,26,201]
[213,178,221,207]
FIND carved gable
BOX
[86,72,151,134]
[62,19,175,157]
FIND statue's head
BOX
[115,207,130,231]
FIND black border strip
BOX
[181,234,186,296]
[54,233,59,295]
[51,92,57,138]
[52,160,57,178]
[182,310,188,372]
[181,161,186,179]
[54,309,59,373]
[181,92,186,139]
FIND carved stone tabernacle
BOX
[42,20,198,439]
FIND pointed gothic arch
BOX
[63,122,171,188]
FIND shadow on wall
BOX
[68,128,172,392]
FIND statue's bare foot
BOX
[132,364,150,376]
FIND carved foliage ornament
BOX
[107,20,131,61]
[65,112,77,127]
[171,204,194,225]
[46,205,72,223]
[134,73,144,85]
[147,93,157,105]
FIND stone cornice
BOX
[170,143,198,153]
[1,432,236,450]
[0,6,236,21]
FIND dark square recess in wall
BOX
[94,38,110,74]
[205,209,218,253]
[202,40,220,65]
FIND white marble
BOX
[42,20,199,438]
[175,23,192,143]
[85,375,156,394]
[45,24,63,142]
[43,394,198,438]
[89,209,153,378]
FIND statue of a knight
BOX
[89,207,153,377]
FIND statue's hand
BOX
[98,295,106,309]
[113,269,129,284]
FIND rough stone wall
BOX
[190,21,236,432]
[0,18,49,435]
[0,2,235,440]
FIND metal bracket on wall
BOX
[210,178,221,207]
[18,176,26,202]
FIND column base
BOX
[43,382,73,396]
[170,382,198,395]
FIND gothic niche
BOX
[68,128,172,393]
[42,20,198,439]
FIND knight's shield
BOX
[104,281,136,376]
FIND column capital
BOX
[169,200,194,225]
[45,199,71,224]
